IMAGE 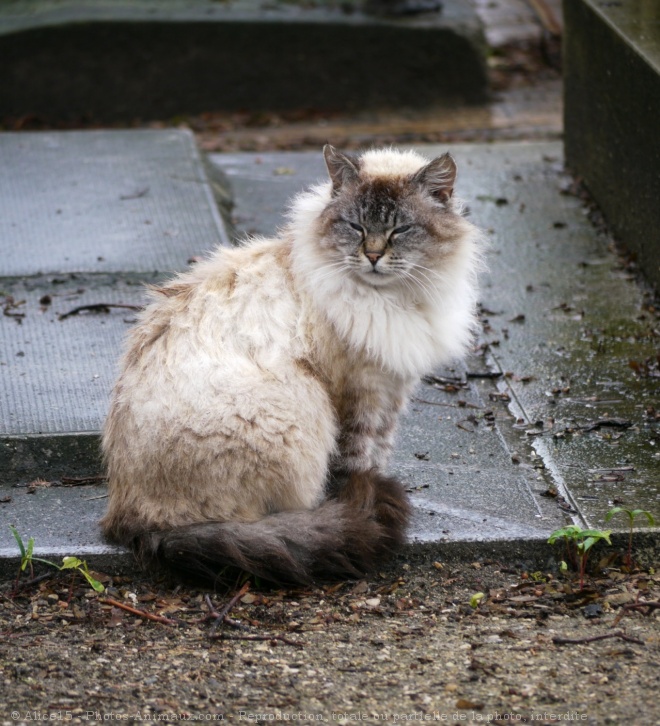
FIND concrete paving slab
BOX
[0,130,228,276]
[1,484,121,561]
[0,130,228,490]
[0,275,150,484]
[439,142,660,529]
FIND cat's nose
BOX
[365,251,383,266]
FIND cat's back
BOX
[125,237,301,371]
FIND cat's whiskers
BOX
[407,261,445,285]
[393,262,431,300]
[313,260,352,286]
[410,262,447,289]
[405,265,448,299]
[387,258,434,298]
[393,270,418,300]
[395,267,434,301]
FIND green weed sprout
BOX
[11,525,59,577]
[548,524,612,589]
[605,507,655,569]
[10,525,104,593]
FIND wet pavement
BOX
[0,131,657,574]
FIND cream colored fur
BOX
[101,146,483,551]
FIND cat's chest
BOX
[313,285,439,380]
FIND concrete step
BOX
[1,131,658,574]
[0,0,487,124]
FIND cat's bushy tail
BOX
[134,471,410,585]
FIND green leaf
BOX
[577,531,612,554]
[580,529,611,538]
[559,561,568,572]
[548,525,584,544]
[579,536,596,554]
[60,557,105,592]
[81,571,105,593]
[605,507,624,522]
[10,525,26,558]
[469,592,485,608]
[61,556,84,570]
[31,556,60,569]
[632,509,655,526]
[20,537,35,571]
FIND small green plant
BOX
[11,525,58,578]
[60,556,106,593]
[548,524,612,589]
[469,592,485,609]
[10,525,104,593]
[605,507,655,569]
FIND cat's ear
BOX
[413,153,457,204]
[324,145,360,195]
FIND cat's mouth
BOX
[357,266,395,287]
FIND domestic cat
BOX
[101,145,482,583]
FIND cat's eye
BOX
[349,222,364,233]
[392,225,411,235]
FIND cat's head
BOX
[313,145,473,290]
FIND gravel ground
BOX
[2,553,659,725]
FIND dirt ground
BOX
[2,551,659,724]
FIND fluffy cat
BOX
[101,145,482,584]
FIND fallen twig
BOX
[552,630,644,646]
[204,582,250,634]
[60,475,108,485]
[413,397,481,410]
[422,374,468,388]
[413,397,458,408]
[10,572,54,596]
[203,585,303,646]
[58,303,143,320]
[100,597,178,626]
